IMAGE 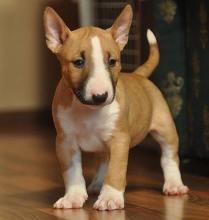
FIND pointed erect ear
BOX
[44,7,69,53]
[108,5,133,51]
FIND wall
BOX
[0,0,79,112]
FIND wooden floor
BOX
[0,125,209,220]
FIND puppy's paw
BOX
[93,185,124,211]
[54,185,88,209]
[163,182,189,196]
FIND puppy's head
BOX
[44,5,133,106]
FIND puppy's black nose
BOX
[92,92,108,105]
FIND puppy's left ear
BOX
[108,4,133,51]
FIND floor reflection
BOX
[50,208,126,220]
[52,209,88,220]
[93,209,126,220]
[164,195,188,220]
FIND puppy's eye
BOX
[108,58,117,67]
[73,59,85,68]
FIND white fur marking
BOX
[94,185,124,210]
[161,146,188,195]
[161,147,182,184]
[151,131,188,195]
[54,184,88,209]
[54,151,88,209]
[85,36,113,103]
[63,151,85,191]
[57,98,120,152]
[147,29,156,45]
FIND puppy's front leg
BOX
[94,132,130,210]
[54,136,88,209]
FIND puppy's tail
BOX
[134,29,159,78]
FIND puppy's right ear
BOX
[44,7,69,53]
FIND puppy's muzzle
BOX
[74,88,109,106]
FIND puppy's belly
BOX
[130,129,150,148]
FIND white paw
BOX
[163,182,189,196]
[54,185,88,209]
[93,185,124,211]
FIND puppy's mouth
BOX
[73,87,115,106]
[73,88,96,106]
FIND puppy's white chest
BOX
[57,100,120,152]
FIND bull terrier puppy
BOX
[43,5,189,211]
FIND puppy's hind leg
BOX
[88,161,107,195]
[150,106,189,195]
